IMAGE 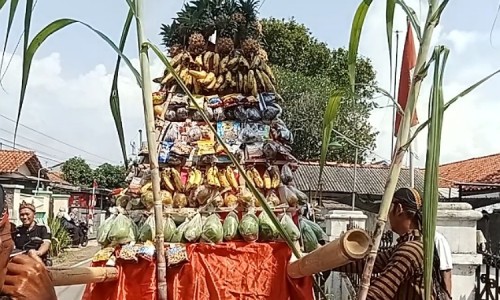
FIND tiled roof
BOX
[0,150,42,175]
[294,161,424,195]
[439,153,500,190]
[46,171,71,185]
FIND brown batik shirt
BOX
[336,230,433,300]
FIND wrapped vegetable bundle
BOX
[108,213,137,245]
[300,218,319,253]
[300,217,328,242]
[164,216,177,241]
[259,211,279,241]
[97,213,117,246]
[238,211,259,242]
[223,211,239,241]
[138,215,158,243]
[170,219,189,243]
[184,213,203,242]
[201,214,223,244]
[279,213,300,241]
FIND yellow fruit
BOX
[161,73,174,84]
[162,169,175,192]
[226,166,239,190]
[245,169,255,187]
[251,167,264,188]
[270,166,281,189]
[250,55,261,69]
[263,63,276,84]
[200,72,216,85]
[154,105,163,117]
[206,77,217,90]
[140,181,152,194]
[206,166,220,187]
[194,169,203,185]
[195,55,203,66]
[239,57,250,69]
[186,168,197,191]
[213,53,220,75]
[170,168,184,192]
[263,170,271,190]
[219,56,229,73]
[203,51,214,70]
[188,70,207,79]
[227,56,240,70]
[170,52,184,68]
[218,170,231,188]
[224,193,238,207]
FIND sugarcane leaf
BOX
[396,0,422,43]
[109,9,134,168]
[358,83,404,114]
[423,46,448,299]
[13,18,142,142]
[386,0,396,89]
[319,93,342,184]
[430,0,450,25]
[348,0,373,93]
[0,0,7,11]
[404,67,500,148]
[124,0,137,17]
[145,40,304,257]
[0,0,20,87]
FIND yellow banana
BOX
[206,77,217,90]
[195,54,204,66]
[186,167,197,191]
[260,71,276,93]
[251,167,264,188]
[219,56,230,74]
[170,168,184,192]
[140,181,152,194]
[245,169,255,187]
[263,63,276,84]
[170,52,184,68]
[188,70,207,80]
[250,55,261,69]
[270,166,280,188]
[218,169,231,188]
[200,72,216,85]
[227,56,240,70]
[213,53,220,75]
[239,56,250,69]
[226,166,239,190]
[214,74,225,90]
[263,170,272,190]
[179,68,188,82]
[162,169,176,192]
[243,74,248,94]
[193,76,202,94]
[203,51,214,70]
[238,71,244,92]
[194,168,203,185]
[206,166,220,187]
[161,73,174,85]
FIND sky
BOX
[0,0,499,168]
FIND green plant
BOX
[46,217,71,257]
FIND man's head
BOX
[388,187,423,236]
[0,185,14,291]
[19,201,36,227]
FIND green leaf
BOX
[109,9,134,169]
[396,0,422,43]
[430,0,450,25]
[423,46,448,299]
[405,67,500,147]
[13,18,142,142]
[319,92,342,184]
[0,0,7,11]
[348,0,373,93]
[0,0,20,84]
[386,0,396,89]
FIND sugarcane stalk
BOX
[356,1,440,299]
[134,1,167,299]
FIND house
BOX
[293,161,425,214]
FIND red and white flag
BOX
[88,179,97,220]
[394,20,419,137]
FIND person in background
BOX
[332,187,451,300]
[0,185,56,300]
[435,231,453,296]
[12,201,51,258]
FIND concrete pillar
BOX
[324,210,368,300]
[31,190,53,223]
[436,202,483,300]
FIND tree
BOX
[61,157,93,186]
[93,163,127,189]
[261,18,378,162]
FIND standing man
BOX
[435,231,453,296]
[12,201,51,258]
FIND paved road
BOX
[56,284,86,300]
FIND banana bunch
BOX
[186,167,203,191]
[225,166,239,190]
[269,166,281,189]
[161,168,185,192]
[206,166,221,187]
[244,167,264,189]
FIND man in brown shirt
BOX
[335,187,451,300]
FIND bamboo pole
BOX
[49,267,118,286]
[134,1,167,299]
[356,1,440,299]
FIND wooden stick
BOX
[48,267,118,286]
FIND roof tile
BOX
[0,150,39,173]
[438,153,500,189]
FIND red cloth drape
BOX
[83,242,313,300]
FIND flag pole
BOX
[391,30,401,159]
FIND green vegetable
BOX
[300,218,319,252]
[108,213,136,245]
[223,212,239,241]
[97,214,116,246]
[259,211,279,241]
[238,211,259,242]
[280,213,300,241]
[170,220,189,243]
[138,215,156,242]
[201,214,224,244]
[184,213,202,242]
[164,216,177,242]
[300,217,328,242]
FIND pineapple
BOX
[236,0,261,57]
[160,21,185,57]
[188,32,206,56]
[215,1,238,55]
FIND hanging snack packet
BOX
[223,212,239,241]
[238,211,259,242]
[201,214,224,244]
[166,244,188,267]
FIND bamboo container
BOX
[48,267,119,286]
[287,228,371,278]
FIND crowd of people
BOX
[0,183,454,299]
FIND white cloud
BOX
[359,0,500,166]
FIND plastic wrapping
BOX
[184,214,203,242]
[234,106,247,122]
[141,191,155,210]
[187,126,202,142]
[238,211,259,242]
[173,192,188,208]
[201,214,223,244]
[288,185,308,205]
[273,121,294,144]
[280,213,300,241]
[170,219,189,243]
[164,123,180,142]
[223,211,239,241]
[108,214,136,245]
[266,191,281,207]
[237,187,255,207]
[277,184,298,206]
[176,107,188,120]
[280,164,294,185]
[262,103,282,122]
[160,190,173,207]
[97,214,117,246]
[301,217,328,242]
[213,107,226,121]
[166,110,177,121]
[259,212,279,241]
[138,215,157,243]
[300,218,319,253]
[223,193,238,208]
[246,107,262,121]
[164,216,177,242]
